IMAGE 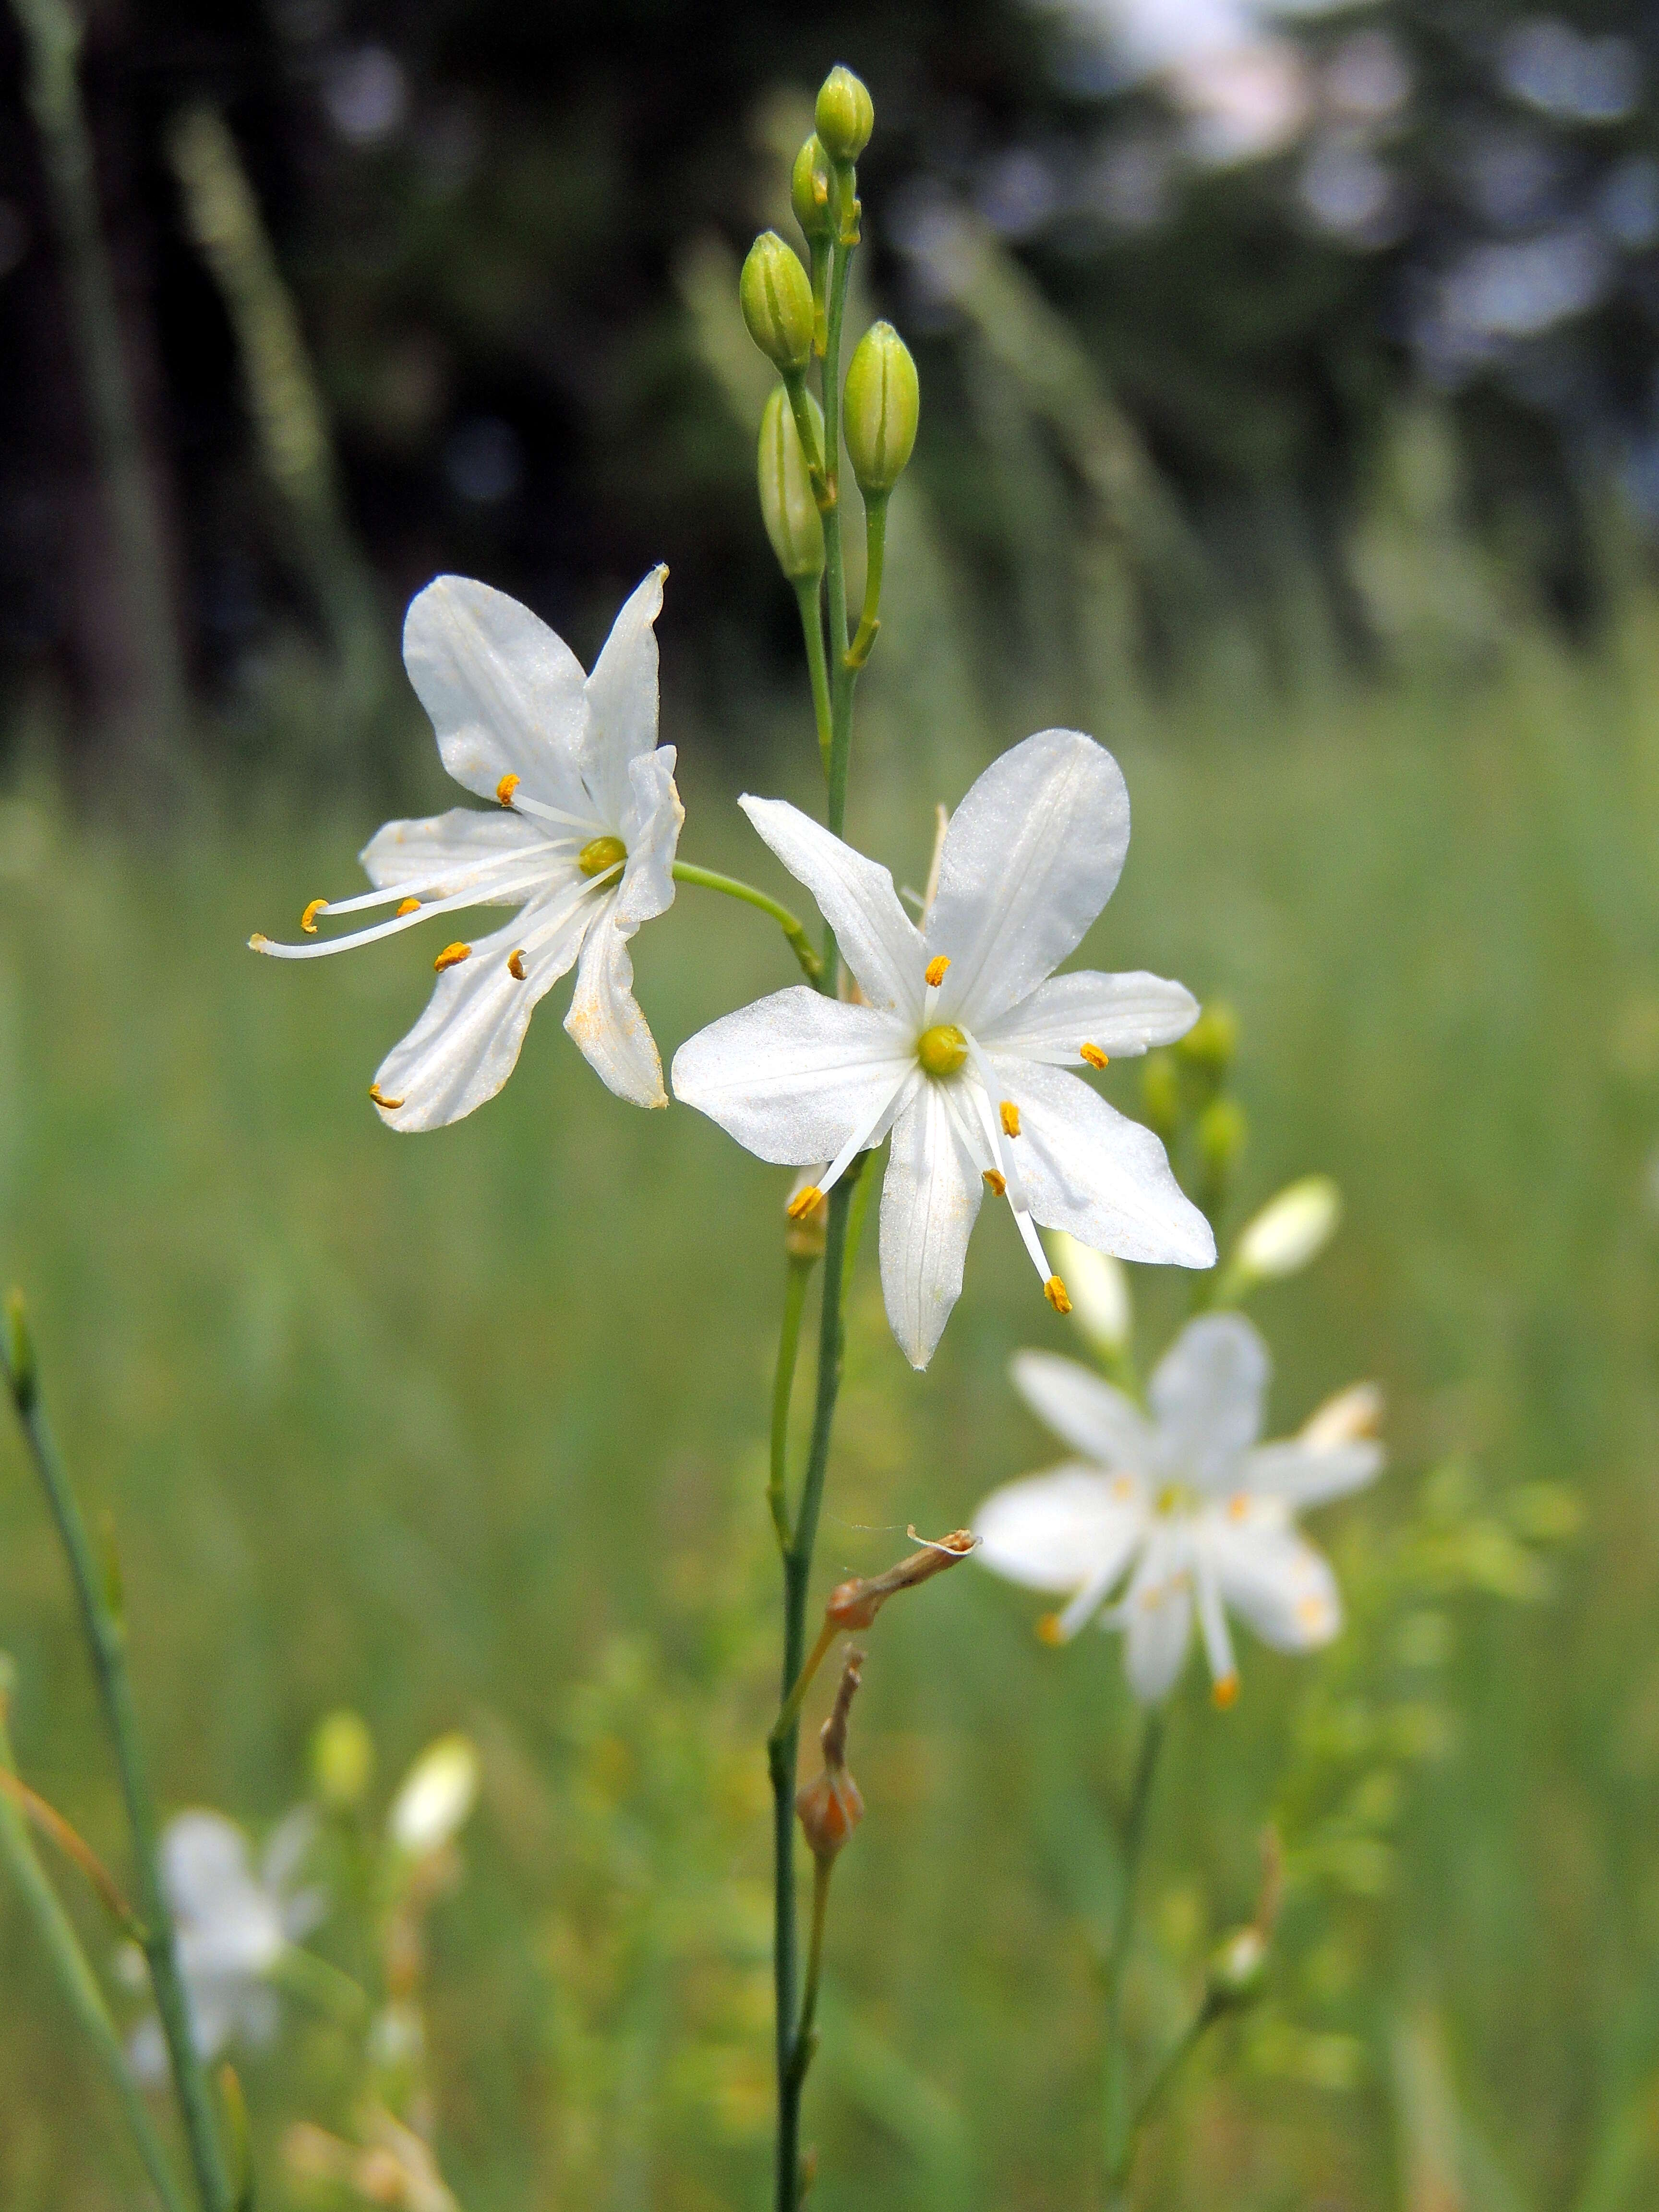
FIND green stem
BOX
[840,1160,875,1311]
[788,1855,834,2097]
[820,232,858,865]
[1112,1992,1223,2192]
[793,577,834,780]
[1103,1712,1164,2194]
[769,1254,816,1550]
[671,863,825,988]
[771,1170,858,2212]
[845,493,888,670]
[1,1342,232,2212]
[782,369,831,505]
[0,1687,190,2212]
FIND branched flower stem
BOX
[1,1326,233,2212]
[671,862,825,988]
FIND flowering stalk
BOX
[1103,1710,1163,2195]
[1,1296,233,2212]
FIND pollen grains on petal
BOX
[507,950,528,981]
[496,773,520,807]
[983,1168,1007,1197]
[301,899,328,934]
[1080,1041,1108,1069]
[369,1084,405,1111]
[433,942,472,972]
[397,898,421,917]
[787,1184,825,1220]
[924,954,950,987]
[1000,1100,1021,1138]
[1212,1672,1240,1709]
[1044,1275,1072,1314]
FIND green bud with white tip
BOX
[843,322,919,495]
[740,232,814,374]
[1206,1924,1269,2009]
[815,65,874,162]
[759,385,825,582]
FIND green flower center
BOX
[578,834,628,878]
[916,1023,968,1079]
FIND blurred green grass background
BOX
[4,601,1659,2210]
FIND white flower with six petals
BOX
[974,1311,1382,1702]
[671,729,1214,1368]
[252,569,682,1125]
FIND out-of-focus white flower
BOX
[974,1312,1382,1704]
[672,729,1214,1368]
[1233,1174,1342,1282]
[1050,1230,1132,1356]
[129,1809,323,2080]
[387,1733,480,1857]
[252,569,682,1123]
[1299,1379,1383,1451]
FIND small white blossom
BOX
[1234,1174,1342,1281]
[129,1809,323,2080]
[252,569,683,1125]
[387,1732,480,1857]
[974,1312,1382,1703]
[671,730,1213,1368]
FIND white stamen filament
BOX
[307,836,569,920]
[506,789,607,835]
[254,863,561,959]
[812,1068,913,1201]
[1056,1561,1122,1641]
[1195,1550,1236,1689]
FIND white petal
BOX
[986,1057,1214,1268]
[879,1078,983,1369]
[613,745,683,930]
[740,797,925,1017]
[129,2017,169,2087]
[1009,1349,1154,1469]
[671,988,914,1164]
[974,1464,1147,1592]
[582,565,666,831]
[359,807,554,898]
[372,887,597,1131]
[403,576,595,815]
[564,896,665,1107]
[926,730,1130,1029]
[1204,1517,1342,1651]
[1242,1438,1383,1509]
[1118,1526,1193,1703]
[162,1812,258,1929]
[1149,1313,1269,1487]
[260,1807,317,1897]
[979,970,1200,1065]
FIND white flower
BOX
[671,729,1214,1368]
[251,568,683,1125]
[129,1809,324,2080]
[973,1312,1382,1703]
[387,1732,480,1856]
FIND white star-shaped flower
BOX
[251,568,683,1125]
[671,728,1214,1368]
[128,1809,324,2080]
[974,1312,1383,1702]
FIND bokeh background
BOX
[4,0,1659,2206]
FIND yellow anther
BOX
[917,1023,968,1078]
[496,773,520,806]
[983,1168,1007,1197]
[507,950,528,981]
[1297,1595,1331,1631]
[1228,1493,1250,1520]
[924,954,950,987]
[248,932,270,951]
[397,897,421,917]
[787,1184,825,1220]
[368,1084,404,1111]
[578,833,627,878]
[1212,1673,1240,1710]
[1035,1611,1066,1646]
[1000,1100,1021,1137]
[1113,1476,1135,1501]
[434,942,472,973]
[301,898,328,935]
[1044,1275,1071,1315]
[1080,1041,1108,1070]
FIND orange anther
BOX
[1080,1042,1108,1070]
[496,773,520,806]
[397,897,421,917]
[1212,1673,1240,1710]
[301,899,328,934]
[983,1168,1007,1197]
[1000,1100,1021,1138]
[1044,1275,1071,1315]
[787,1184,825,1221]
[433,942,472,973]
[924,955,950,987]
[507,950,528,980]
[368,1084,404,1111]
[1035,1611,1066,1646]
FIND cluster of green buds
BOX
[739,63,921,746]
[1142,1003,1245,1229]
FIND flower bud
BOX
[1235,1175,1341,1281]
[739,232,814,374]
[388,1732,479,1857]
[759,386,825,583]
[1299,1380,1383,1450]
[1177,1002,1238,1078]
[1141,1051,1179,1143]
[814,65,874,162]
[796,1648,866,1865]
[792,134,835,245]
[842,323,919,496]
[1049,1232,1131,1356]
[1205,1923,1269,2009]
[311,1708,375,1810]
[1197,1096,1247,1181]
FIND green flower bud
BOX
[792,134,835,244]
[815,65,874,162]
[1206,1924,1269,2009]
[758,385,825,581]
[1177,1002,1238,1079]
[1197,1095,1248,1181]
[843,322,919,495]
[311,1708,375,1810]
[1142,1050,1179,1144]
[739,232,814,374]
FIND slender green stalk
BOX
[1,1324,232,2212]
[1110,1991,1223,2199]
[789,1856,834,2095]
[770,1170,858,2212]
[12,0,188,755]
[820,229,859,861]
[671,863,825,987]
[845,493,888,670]
[0,1690,190,2212]
[768,1254,816,1550]
[1103,1711,1164,2194]
[793,577,834,779]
